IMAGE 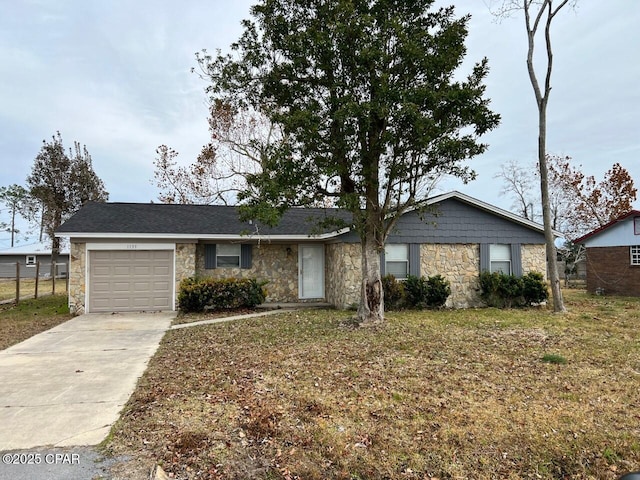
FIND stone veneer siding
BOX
[325,242,361,309]
[420,243,547,308]
[175,242,197,296]
[69,242,86,315]
[521,244,547,279]
[196,243,301,303]
[325,242,547,309]
[420,244,481,308]
[68,241,548,313]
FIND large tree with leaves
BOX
[548,156,637,239]
[27,133,108,274]
[200,0,500,324]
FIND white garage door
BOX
[89,250,174,313]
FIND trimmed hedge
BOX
[382,274,451,310]
[479,271,548,308]
[178,277,267,313]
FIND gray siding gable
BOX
[334,198,546,244]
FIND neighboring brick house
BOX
[55,191,548,314]
[574,210,640,297]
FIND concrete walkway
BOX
[0,312,174,451]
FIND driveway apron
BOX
[0,312,174,451]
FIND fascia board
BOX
[54,228,351,241]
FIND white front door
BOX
[298,244,324,299]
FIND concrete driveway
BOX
[0,312,174,451]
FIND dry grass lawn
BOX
[0,277,68,302]
[105,291,640,480]
[0,294,72,350]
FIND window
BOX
[490,244,511,274]
[216,244,241,268]
[205,244,252,269]
[631,246,640,266]
[635,217,640,235]
[26,255,36,267]
[385,244,409,279]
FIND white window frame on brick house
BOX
[631,245,640,266]
[385,244,409,279]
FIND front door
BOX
[298,244,324,299]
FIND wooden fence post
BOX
[35,261,40,299]
[15,262,20,304]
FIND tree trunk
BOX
[358,233,384,325]
[538,110,566,313]
[50,235,60,279]
[524,0,567,313]
[10,207,15,247]
[50,210,62,279]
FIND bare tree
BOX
[494,159,538,220]
[491,0,576,313]
[152,102,281,205]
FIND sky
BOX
[1,0,639,248]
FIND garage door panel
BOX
[93,266,111,276]
[113,266,131,275]
[92,251,112,261]
[89,249,173,313]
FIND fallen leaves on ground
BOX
[105,291,640,480]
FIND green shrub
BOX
[498,274,524,308]
[522,271,549,304]
[178,277,267,313]
[404,274,451,309]
[479,271,523,307]
[425,274,451,308]
[404,275,429,309]
[479,271,507,308]
[382,274,406,310]
[479,270,548,308]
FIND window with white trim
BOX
[631,246,640,266]
[385,244,409,279]
[635,217,640,235]
[25,255,36,267]
[216,244,241,268]
[490,244,511,274]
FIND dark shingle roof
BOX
[56,202,352,237]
